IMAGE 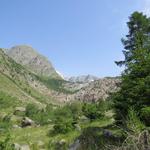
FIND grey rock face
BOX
[7,45,60,78]
[73,77,120,102]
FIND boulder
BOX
[69,140,80,150]
[74,124,81,131]
[13,143,30,150]
[103,129,113,137]
[20,144,30,150]
[13,143,21,150]
[21,117,34,127]
[59,139,66,145]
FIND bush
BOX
[67,102,83,123]
[25,104,54,125]
[82,103,104,120]
[0,134,14,150]
[141,107,150,126]
[53,121,74,134]
[0,116,12,134]
[50,105,78,134]
[25,103,39,117]
[126,108,145,133]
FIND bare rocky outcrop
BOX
[71,77,121,102]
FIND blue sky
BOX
[0,0,149,77]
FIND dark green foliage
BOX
[0,134,14,150]
[126,108,145,133]
[25,103,82,131]
[141,107,150,126]
[82,102,104,120]
[25,103,39,117]
[0,115,12,134]
[68,102,82,123]
[53,121,74,134]
[113,12,150,125]
[51,102,83,134]
[25,104,54,125]
[52,106,75,134]
[52,101,106,135]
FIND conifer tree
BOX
[114,12,150,124]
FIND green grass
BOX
[11,126,51,144]
[7,119,114,149]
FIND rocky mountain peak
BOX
[7,45,61,79]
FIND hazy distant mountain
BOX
[6,45,61,79]
[65,75,99,83]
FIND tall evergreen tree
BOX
[114,12,150,124]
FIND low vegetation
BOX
[0,98,111,149]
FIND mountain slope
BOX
[7,45,61,79]
[0,49,68,105]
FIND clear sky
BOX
[0,0,149,77]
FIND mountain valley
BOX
[0,46,121,150]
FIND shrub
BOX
[51,105,75,134]
[141,107,150,126]
[0,116,12,133]
[82,103,104,120]
[25,103,39,117]
[25,103,57,125]
[67,102,83,123]
[53,121,73,134]
[0,134,14,150]
[126,108,145,133]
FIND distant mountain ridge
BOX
[6,45,61,79]
[1,45,121,103]
[65,75,99,83]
